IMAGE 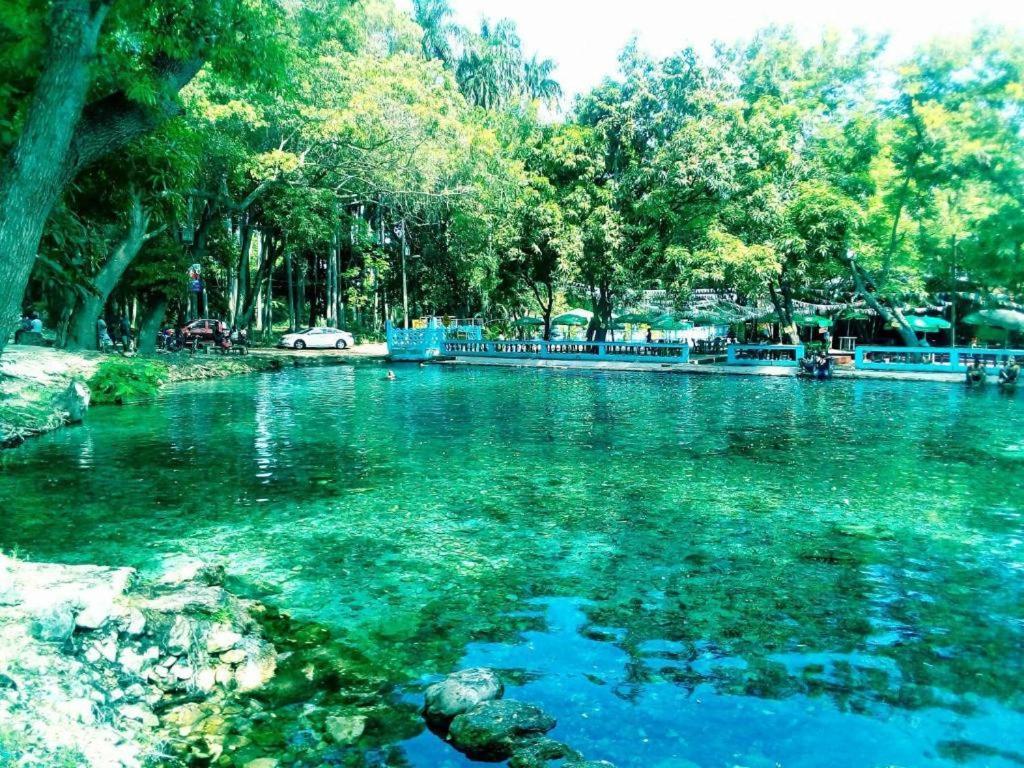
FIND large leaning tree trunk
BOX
[528,279,554,341]
[0,0,108,353]
[844,252,920,347]
[136,294,168,355]
[588,282,613,342]
[66,192,163,349]
[768,266,801,345]
[0,0,203,357]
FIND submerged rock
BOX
[507,737,580,767]
[206,626,242,653]
[423,667,504,725]
[54,379,90,424]
[448,699,556,760]
[30,602,77,642]
[324,713,366,744]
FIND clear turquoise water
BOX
[2,364,1023,767]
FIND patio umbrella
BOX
[616,312,653,324]
[551,309,592,327]
[792,313,834,328]
[963,309,1024,333]
[840,309,871,321]
[513,316,545,327]
[650,314,694,331]
[690,310,736,326]
[899,315,951,333]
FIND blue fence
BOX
[386,320,483,361]
[442,339,691,363]
[854,346,1024,373]
[726,344,805,367]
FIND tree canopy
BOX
[2,0,1022,352]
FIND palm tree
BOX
[456,18,525,110]
[413,0,457,66]
[524,55,563,107]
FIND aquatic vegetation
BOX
[87,358,169,405]
[1,365,1022,767]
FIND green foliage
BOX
[88,358,169,405]
[10,0,1023,347]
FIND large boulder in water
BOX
[448,699,556,760]
[507,737,579,767]
[423,667,503,725]
[54,379,90,424]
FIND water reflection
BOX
[0,365,1022,767]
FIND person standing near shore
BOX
[119,315,132,353]
[14,313,31,343]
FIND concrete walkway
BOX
[249,342,387,361]
[437,356,964,384]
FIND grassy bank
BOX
[0,345,381,448]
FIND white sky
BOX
[395,0,1024,103]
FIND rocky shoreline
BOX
[0,556,399,768]
[0,556,281,766]
[423,668,614,767]
[0,555,620,768]
[0,345,377,449]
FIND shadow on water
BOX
[1,365,1023,767]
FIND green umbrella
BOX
[898,315,951,332]
[552,309,592,327]
[513,316,545,327]
[650,314,694,331]
[792,313,834,328]
[690,310,735,325]
[963,309,1024,332]
[616,312,653,324]
[840,309,871,321]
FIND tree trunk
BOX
[67,193,154,349]
[589,283,612,342]
[297,255,309,327]
[136,295,167,355]
[0,6,205,357]
[0,0,109,353]
[229,213,253,326]
[769,280,800,345]
[846,254,920,347]
[285,247,296,332]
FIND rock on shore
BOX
[423,666,503,725]
[423,668,617,768]
[0,556,275,767]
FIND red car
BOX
[160,318,229,350]
[181,318,228,343]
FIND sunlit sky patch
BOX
[395,0,1024,104]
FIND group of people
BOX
[799,351,834,379]
[96,316,133,352]
[13,311,43,343]
[966,357,1020,389]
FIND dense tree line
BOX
[1,0,1021,354]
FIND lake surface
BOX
[2,364,1023,767]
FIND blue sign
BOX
[190,279,202,293]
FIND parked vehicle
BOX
[278,327,354,350]
[159,319,229,351]
[181,318,229,344]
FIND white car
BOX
[278,327,354,350]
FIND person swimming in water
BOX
[966,359,988,386]
[385,370,397,380]
[999,357,1019,387]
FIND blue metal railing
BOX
[727,344,804,367]
[442,339,691,363]
[855,346,1024,373]
[386,320,483,360]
